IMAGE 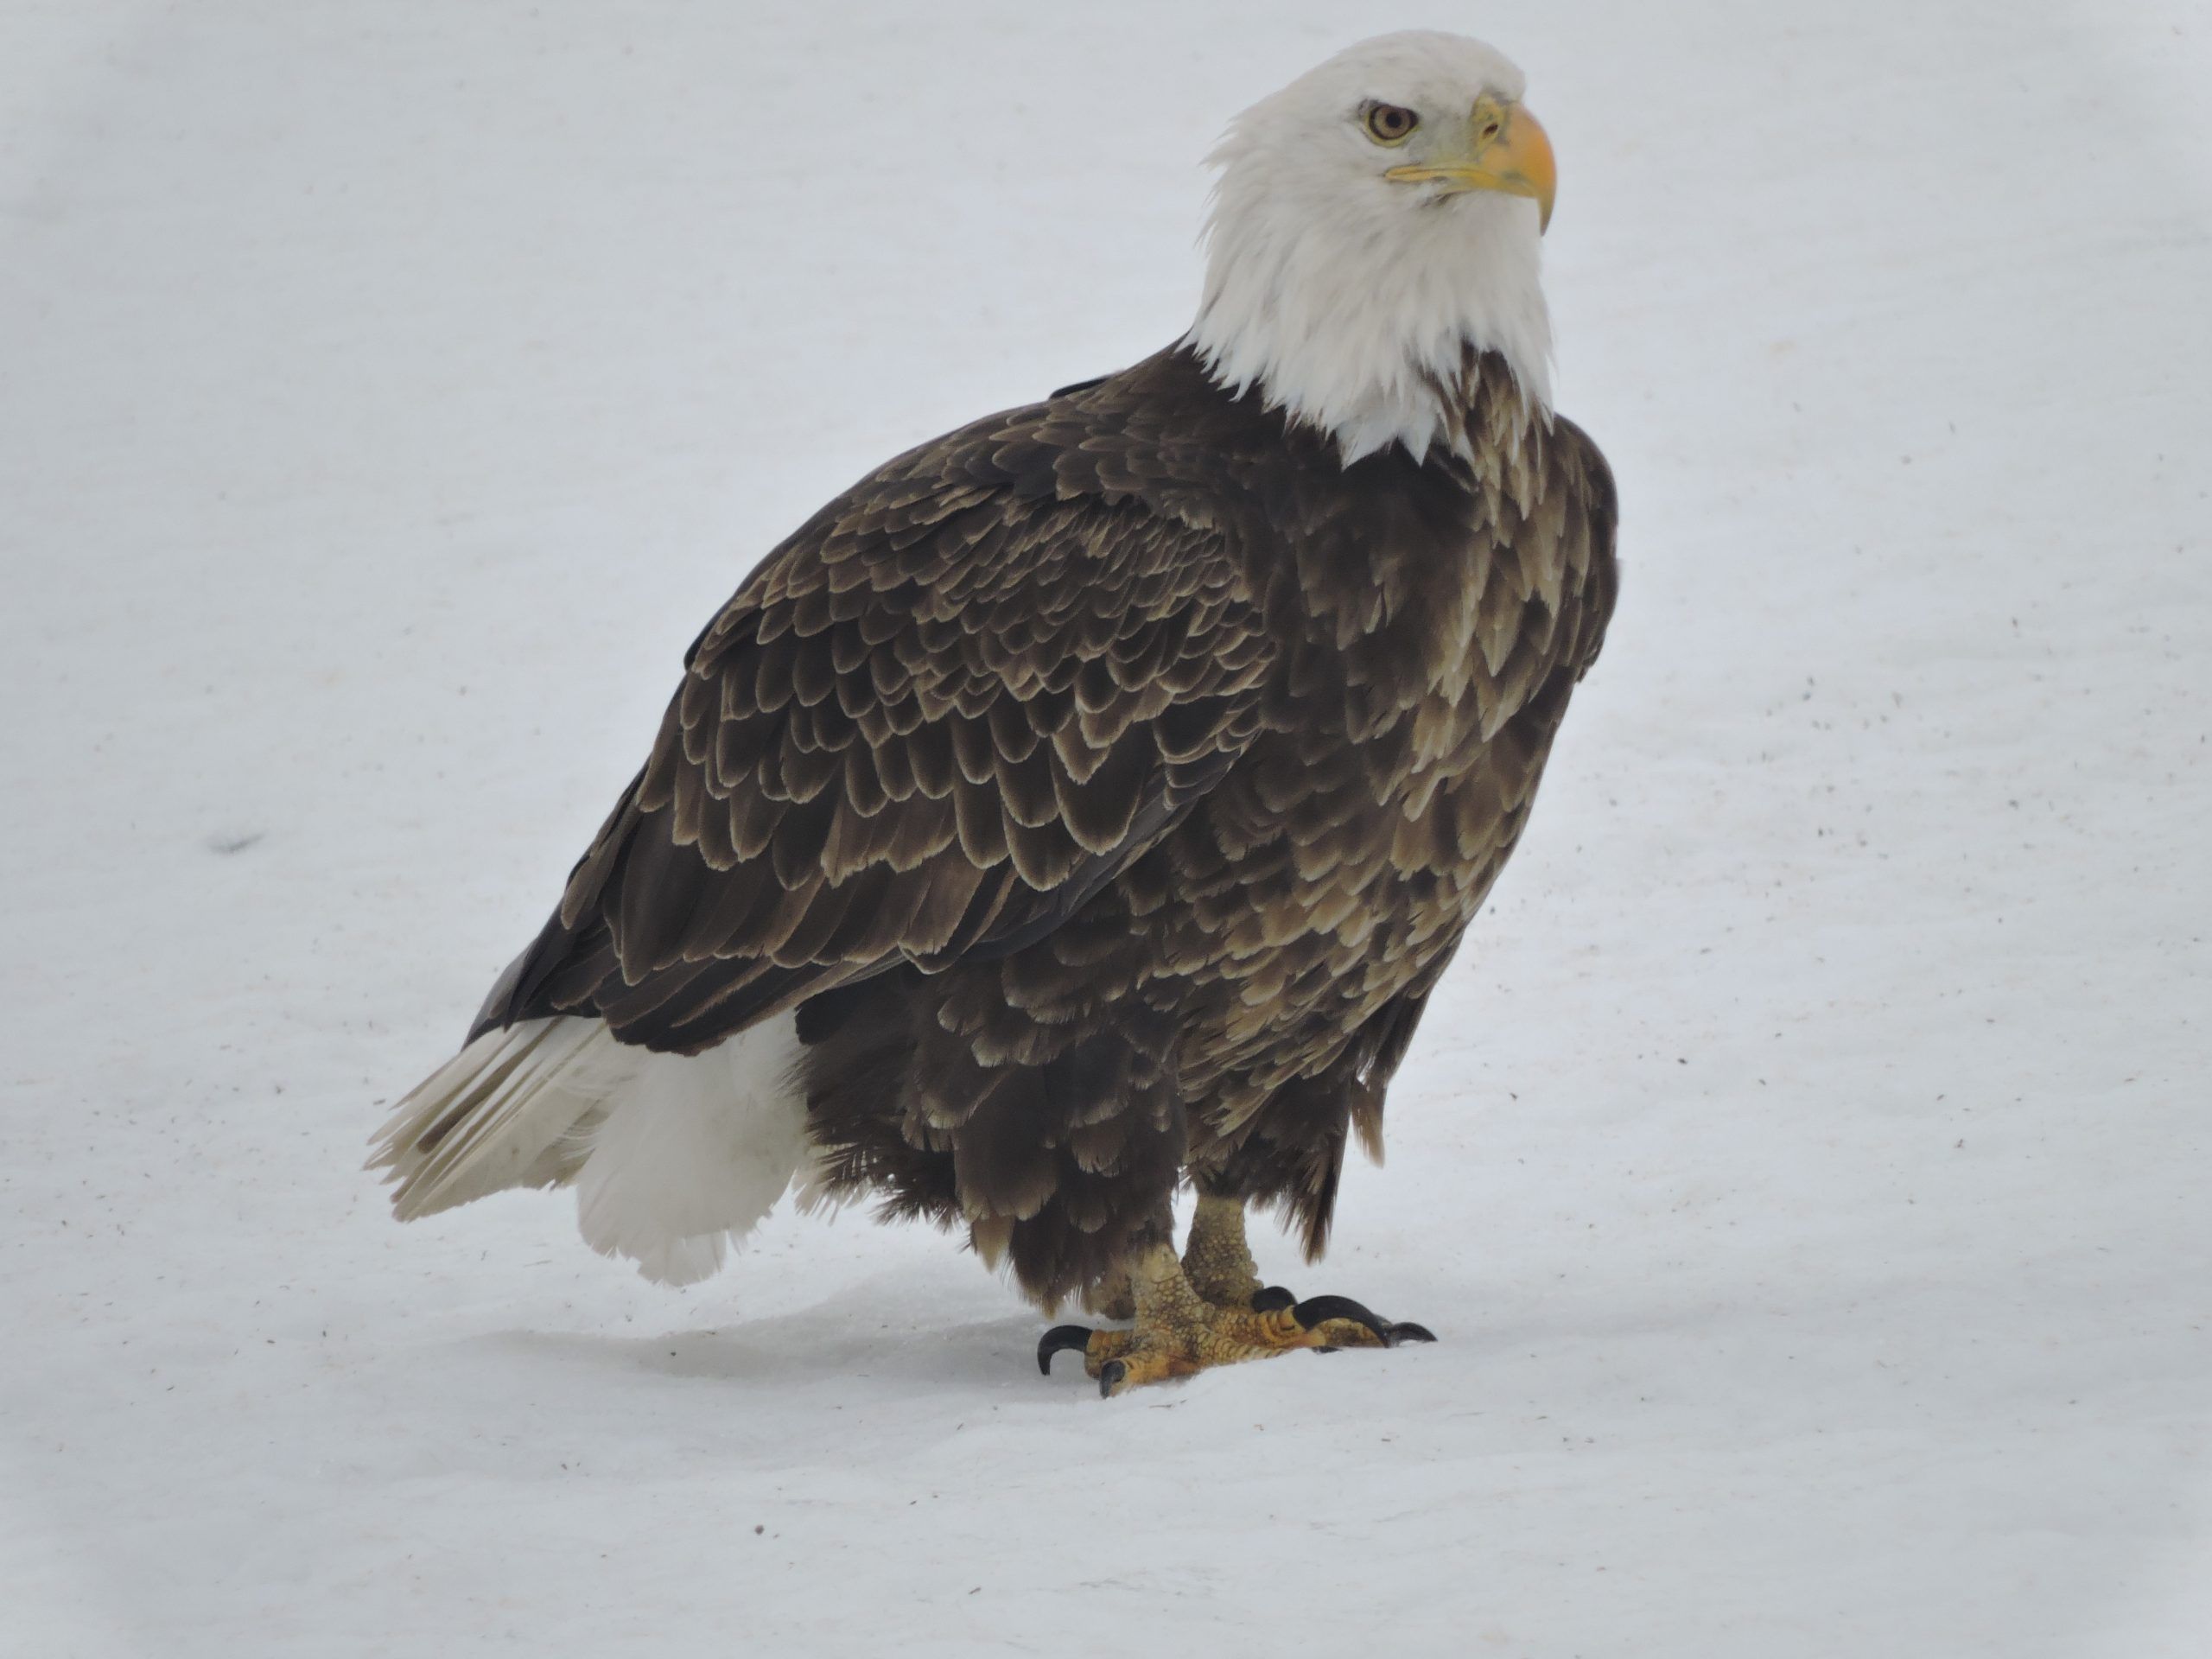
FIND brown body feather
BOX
[476,344,1617,1307]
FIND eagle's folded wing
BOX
[474,407,1273,1053]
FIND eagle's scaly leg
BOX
[1055,1207,1246,1378]
[1038,1242,1343,1395]
[1038,1202,1433,1395]
[1180,1192,1271,1308]
[1181,1192,1435,1351]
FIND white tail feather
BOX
[572,1020,807,1286]
[371,1014,809,1286]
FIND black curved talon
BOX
[1038,1325,1096,1376]
[1289,1294,1393,1342]
[1097,1359,1127,1397]
[1289,1294,1438,1349]
[1249,1285,1298,1313]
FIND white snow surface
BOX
[3,3,2209,1654]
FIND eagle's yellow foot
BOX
[1037,1227,1433,1397]
[1184,1192,1436,1353]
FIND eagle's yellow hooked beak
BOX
[1385,99,1557,232]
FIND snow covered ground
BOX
[3,2,2208,1653]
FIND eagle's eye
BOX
[1362,103,1419,146]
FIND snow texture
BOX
[3,3,2208,1654]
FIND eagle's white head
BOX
[1186,32,1558,465]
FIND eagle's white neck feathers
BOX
[1185,33,1554,466]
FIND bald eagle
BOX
[373,31,1617,1395]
